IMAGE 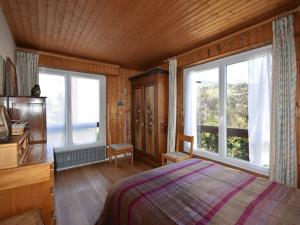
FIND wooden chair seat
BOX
[109,143,133,167]
[110,143,133,151]
[161,152,191,162]
[161,134,194,166]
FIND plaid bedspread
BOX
[96,159,300,225]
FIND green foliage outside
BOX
[227,136,249,161]
[197,132,249,161]
[196,81,249,161]
[198,132,218,152]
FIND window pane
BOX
[71,77,100,145]
[226,61,249,161]
[195,68,219,153]
[39,72,66,148]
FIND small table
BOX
[109,143,133,167]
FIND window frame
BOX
[184,45,271,175]
[39,67,106,151]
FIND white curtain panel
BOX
[248,48,272,167]
[183,70,197,150]
[16,51,39,96]
[270,15,297,187]
[167,59,177,152]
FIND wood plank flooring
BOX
[54,159,152,225]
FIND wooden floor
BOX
[54,158,152,225]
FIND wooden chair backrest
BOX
[175,134,194,156]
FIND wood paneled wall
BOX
[38,52,120,76]
[177,22,272,69]
[107,68,139,145]
[158,23,272,70]
[159,14,300,187]
[37,51,139,146]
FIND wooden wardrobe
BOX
[130,68,168,166]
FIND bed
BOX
[96,158,300,225]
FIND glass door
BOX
[39,71,66,148]
[71,76,100,145]
[195,68,219,153]
[226,61,249,161]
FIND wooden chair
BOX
[161,134,194,166]
[109,143,133,167]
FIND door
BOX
[144,85,155,156]
[71,76,101,145]
[39,72,66,147]
[133,87,143,151]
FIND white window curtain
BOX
[183,70,197,149]
[16,51,39,96]
[167,59,177,152]
[248,48,272,167]
[270,15,297,187]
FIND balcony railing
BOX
[197,124,249,161]
[197,125,248,138]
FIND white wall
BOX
[0,7,16,63]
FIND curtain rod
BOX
[162,6,300,63]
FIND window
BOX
[184,46,272,174]
[196,68,219,153]
[226,61,249,161]
[71,76,100,145]
[39,67,106,150]
[39,72,66,148]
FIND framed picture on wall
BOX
[5,58,18,96]
[10,60,18,96]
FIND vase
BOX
[31,84,41,97]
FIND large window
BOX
[184,46,272,174]
[196,68,219,153]
[39,68,106,150]
[226,61,249,161]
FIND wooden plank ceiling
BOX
[1,0,299,70]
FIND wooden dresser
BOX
[0,130,30,169]
[0,144,54,225]
[130,68,169,166]
[3,96,47,144]
[0,96,54,224]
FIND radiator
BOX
[54,145,106,171]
